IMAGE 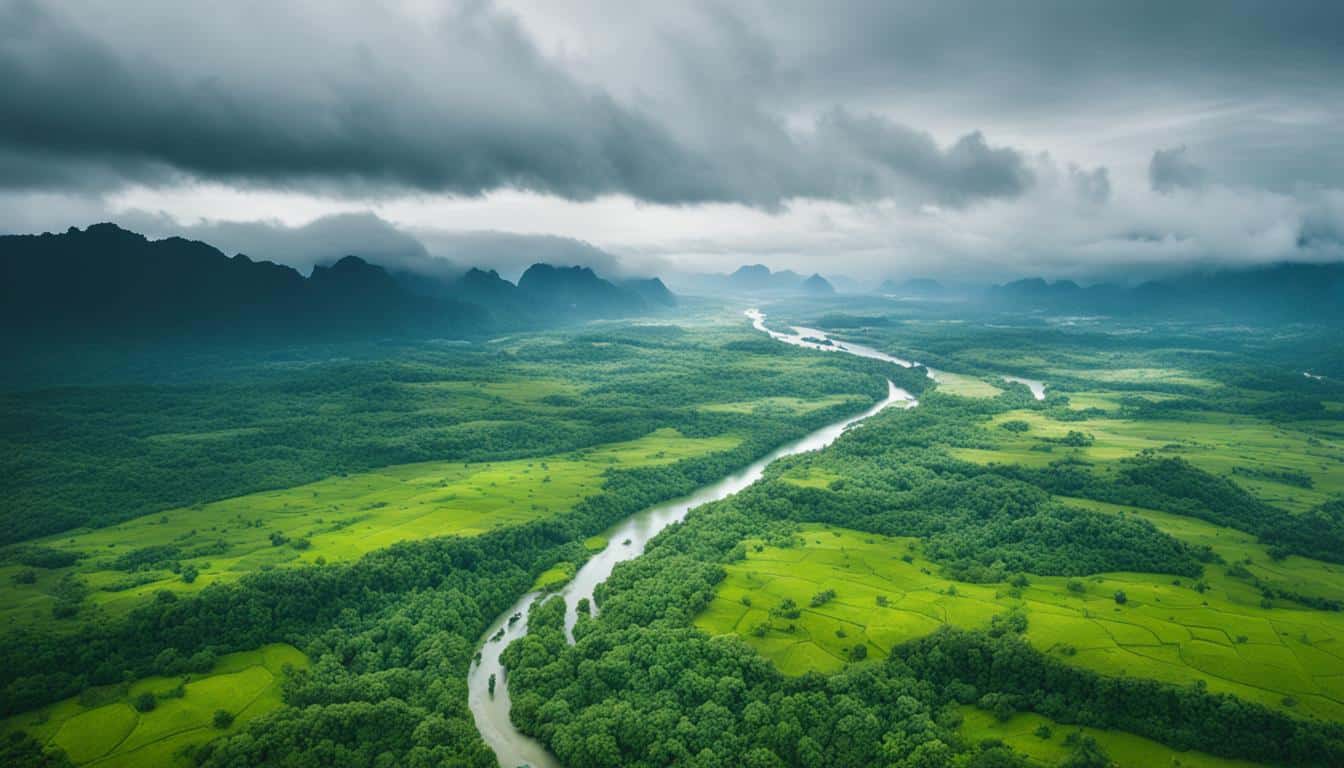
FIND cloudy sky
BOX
[3,0,1343,283]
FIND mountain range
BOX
[986,264,1344,322]
[0,224,675,342]
[678,264,836,295]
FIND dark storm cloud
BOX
[1149,147,1207,193]
[0,0,1035,208]
[763,0,1344,111]
[805,111,1033,205]
[0,1,721,203]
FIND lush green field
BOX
[2,643,307,767]
[696,394,863,414]
[696,522,1344,721]
[930,370,1003,398]
[952,398,1344,512]
[7,297,1344,768]
[3,308,914,767]
[956,706,1261,768]
[0,428,738,630]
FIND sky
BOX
[3,0,1344,283]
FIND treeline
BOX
[1,327,902,546]
[999,453,1344,565]
[898,627,1344,766]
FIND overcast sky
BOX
[3,0,1343,282]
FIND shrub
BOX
[132,693,157,713]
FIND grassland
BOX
[951,399,1344,512]
[957,706,1262,768]
[695,522,1344,722]
[1,428,739,630]
[929,370,1003,398]
[696,395,863,415]
[2,643,307,767]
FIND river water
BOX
[466,309,918,768]
[745,309,1047,401]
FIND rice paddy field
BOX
[0,643,307,767]
[0,427,739,630]
[695,522,1344,722]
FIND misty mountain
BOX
[989,264,1344,322]
[679,264,841,295]
[802,273,835,295]
[621,277,677,307]
[515,264,650,319]
[0,224,672,342]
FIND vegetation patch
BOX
[531,562,576,592]
[0,429,739,631]
[1,643,307,767]
[697,523,1344,721]
[931,371,1003,398]
[956,706,1261,768]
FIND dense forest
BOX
[502,380,1344,766]
[0,316,911,766]
[4,296,1344,768]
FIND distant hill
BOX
[622,277,677,307]
[516,264,649,319]
[0,224,673,342]
[989,263,1344,322]
[728,264,773,291]
[685,264,841,295]
[802,273,835,294]
[0,223,475,339]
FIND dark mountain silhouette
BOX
[0,224,673,342]
[989,264,1344,322]
[516,264,648,318]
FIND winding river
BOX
[467,309,917,767]
[466,308,1047,766]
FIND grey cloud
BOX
[119,211,436,276]
[1070,165,1111,205]
[0,1,721,204]
[0,0,1032,209]
[414,230,628,281]
[1150,147,1206,193]
[748,1,1344,114]
[808,112,1033,205]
